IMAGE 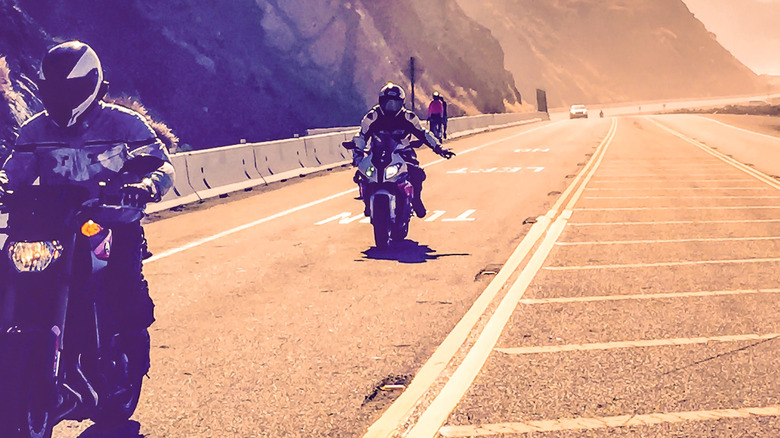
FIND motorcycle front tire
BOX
[0,331,56,438]
[91,330,149,427]
[372,196,392,250]
[91,374,143,427]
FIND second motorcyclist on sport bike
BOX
[0,40,174,379]
[352,82,454,218]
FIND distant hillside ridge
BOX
[455,0,763,107]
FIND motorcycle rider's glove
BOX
[434,147,455,159]
[121,177,158,207]
[351,151,365,167]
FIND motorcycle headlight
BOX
[366,166,375,178]
[7,241,64,273]
[385,164,401,179]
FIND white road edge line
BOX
[145,120,565,264]
[496,333,780,355]
[438,405,780,437]
[398,120,618,438]
[692,114,780,143]
[648,118,780,192]
[518,288,780,304]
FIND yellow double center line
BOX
[363,118,619,438]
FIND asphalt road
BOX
[53,114,780,437]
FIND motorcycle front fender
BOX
[370,190,396,223]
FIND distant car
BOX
[569,104,588,119]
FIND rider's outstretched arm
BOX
[404,110,440,150]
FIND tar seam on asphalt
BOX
[660,335,779,377]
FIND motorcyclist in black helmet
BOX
[0,40,175,378]
[351,82,454,218]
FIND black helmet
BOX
[378,82,405,116]
[38,41,106,127]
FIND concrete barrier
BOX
[253,138,307,183]
[149,154,201,213]
[307,132,351,167]
[183,144,266,199]
[302,135,326,168]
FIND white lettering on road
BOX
[514,148,550,153]
[424,210,447,222]
[314,212,366,225]
[442,210,477,222]
[315,210,477,225]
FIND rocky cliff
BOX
[455,0,763,108]
[0,0,766,150]
[0,0,521,150]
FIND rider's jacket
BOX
[1,101,174,199]
[352,105,440,163]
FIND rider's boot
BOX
[354,171,364,200]
[409,166,427,218]
[412,196,426,218]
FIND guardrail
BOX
[147,111,548,213]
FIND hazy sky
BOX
[682,0,780,75]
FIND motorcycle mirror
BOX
[120,155,165,175]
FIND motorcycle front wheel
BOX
[372,196,392,250]
[0,332,56,438]
[91,330,149,427]
[91,374,143,427]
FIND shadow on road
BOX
[361,239,469,263]
[77,420,145,438]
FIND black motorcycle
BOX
[0,156,162,438]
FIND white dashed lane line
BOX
[555,236,780,245]
[575,206,780,211]
[568,219,780,226]
[495,333,780,355]
[517,288,780,304]
[544,257,780,271]
[439,405,780,437]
